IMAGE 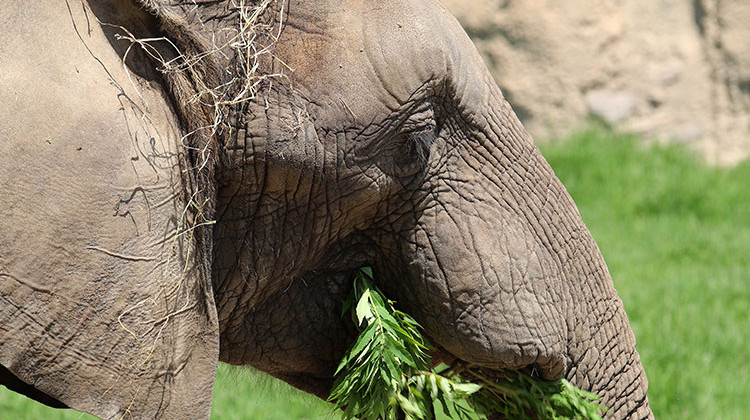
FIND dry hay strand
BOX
[76,0,290,382]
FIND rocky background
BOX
[441,0,750,165]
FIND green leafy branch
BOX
[329,267,431,419]
[329,268,605,420]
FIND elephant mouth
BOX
[425,333,543,382]
[271,248,557,402]
[329,265,530,384]
[291,237,561,398]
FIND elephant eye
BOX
[399,103,438,165]
[366,102,439,177]
[404,128,436,165]
[372,125,436,179]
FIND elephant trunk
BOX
[384,85,652,418]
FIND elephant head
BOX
[0,0,652,418]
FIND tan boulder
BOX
[441,0,750,165]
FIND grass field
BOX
[1,129,747,419]
[541,130,750,419]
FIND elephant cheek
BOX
[407,204,569,380]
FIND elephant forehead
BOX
[275,0,454,127]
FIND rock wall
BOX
[441,0,750,165]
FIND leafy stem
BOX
[329,267,605,420]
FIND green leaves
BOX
[464,368,605,420]
[329,268,606,420]
[329,268,431,419]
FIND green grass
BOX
[210,365,336,420]
[540,129,750,419]
[1,128,748,418]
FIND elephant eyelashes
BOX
[376,130,433,172]
[399,103,439,166]
[405,129,436,165]
[372,106,438,174]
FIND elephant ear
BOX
[0,2,218,418]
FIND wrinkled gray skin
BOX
[0,0,652,418]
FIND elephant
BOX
[0,0,652,418]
